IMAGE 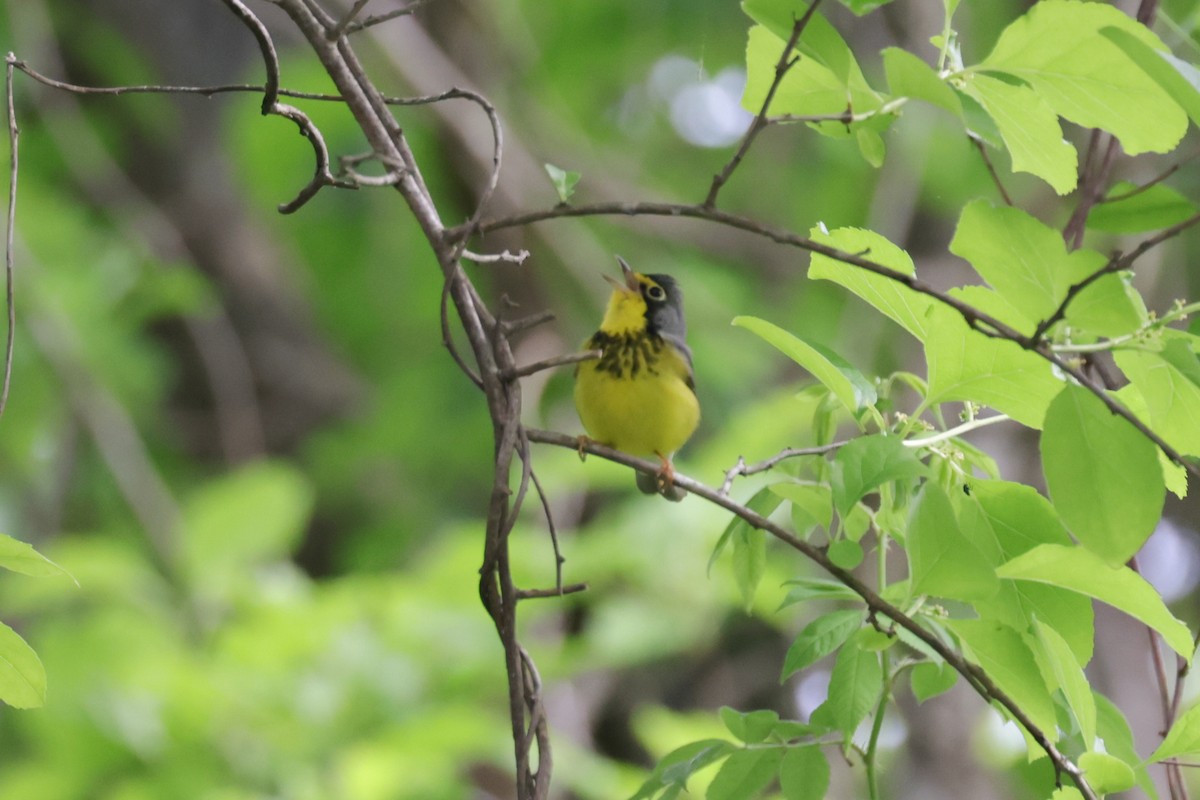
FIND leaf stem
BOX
[902,414,1010,448]
[865,653,892,800]
[1052,301,1200,354]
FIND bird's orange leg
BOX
[654,451,676,491]
[576,435,597,461]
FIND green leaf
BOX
[772,720,824,741]
[948,201,1146,339]
[0,621,46,708]
[960,74,1076,194]
[770,483,833,534]
[0,533,73,581]
[827,539,863,570]
[1031,618,1096,746]
[996,544,1193,661]
[1161,335,1200,384]
[981,0,1187,156]
[907,482,999,602]
[1151,702,1200,762]
[711,487,783,574]
[781,609,863,680]
[825,641,882,735]
[854,627,894,652]
[1090,181,1199,233]
[636,739,737,798]
[1078,751,1135,795]
[733,316,877,412]
[1063,270,1147,340]
[1116,383,1190,499]
[1116,344,1200,456]
[855,126,885,167]
[182,460,315,577]
[544,163,580,203]
[1095,693,1157,798]
[831,434,926,517]
[910,661,957,702]
[957,480,1094,664]
[842,503,871,542]
[951,201,1092,324]
[1101,26,1200,127]
[733,527,767,612]
[720,707,781,744]
[743,26,841,117]
[705,746,784,800]
[841,0,892,14]
[742,0,873,90]
[923,304,1064,428]
[779,577,859,608]
[882,47,962,117]
[1051,788,1085,800]
[779,746,830,800]
[944,619,1057,735]
[807,226,935,341]
[1041,384,1165,564]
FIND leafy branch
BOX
[526,428,1098,800]
[473,197,1200,485]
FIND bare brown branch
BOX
[968,132,1013,206]
[719,442,848,495]
[1,58,18,424]
[343,0,435,35]
[507,350,599,380]
[705,0,824,207]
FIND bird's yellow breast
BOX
[574,331,700,457]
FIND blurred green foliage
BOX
[0,0,1190,798]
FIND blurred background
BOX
[1,0,1199,797]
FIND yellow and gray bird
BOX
[574,256,700,501]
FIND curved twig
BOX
[527,466,567,593]
[273,102,358,213]
[218,0,280,113]
[221,0,355,212]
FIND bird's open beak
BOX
[603,255,640,294]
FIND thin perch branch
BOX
[507,350,600,380]
[1,57,18,423]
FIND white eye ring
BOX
[646,285,666,301]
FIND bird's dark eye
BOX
[646,285,666,301]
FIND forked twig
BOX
[343,0,435,35]
[719,442,847,495]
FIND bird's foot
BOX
[653,452,687,502]
[654,452,677,492]
[575,435,593,461]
